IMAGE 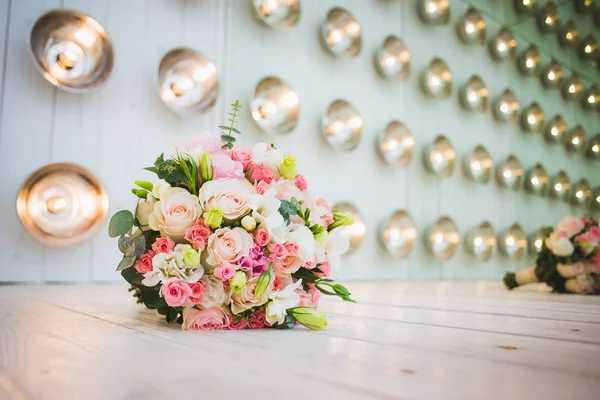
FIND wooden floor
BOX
[1,282,600,400]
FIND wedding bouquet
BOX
[109,101,355,330]
[504,216,600,294]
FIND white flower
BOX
[151,179,171,200]
[250,192,284,232]
[198,179,254,222]
[148,187,201,241]
[323,227,350,270]
[135,197,155,226]
[266,279,302,326]
[200,275,230,308]
[269,223,291,244]
[142,249,203,286]
[252,143,284,170]
[287,224,315,262]
[545,232,574,257]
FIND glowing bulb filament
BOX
[170,78,194,97]
[46,196,67,214]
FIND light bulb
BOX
[46,196,67,214]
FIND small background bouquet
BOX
[504,216,600,294]
[109,101,355,330]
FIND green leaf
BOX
[108,210,134,238]
[166,308,179,323]
[144,166,158,174]
[121,266,144,286]
[140,286,167,309]
[116,255,136,271]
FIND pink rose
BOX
[205,227,254,267]
[273,256,302,276]
[248,310,267,329]
[229,146,253,170]
[185,222,211,250]
[309,283,320,305]
[284,242,299,257]
[255,229,270,246]
[188,281,205,305]
[152,237,175,254]
[255,180,270,195]
[212,154,245,180]
[228,317,247,330]
[251,164,274,184]
[214,263,236,281]
[293,174,308,191]
[273,276,284,291]
[182,307,230,330]
[161,280,192,307]
[576,227,600,248]
[556,216,585,238]
[297,286,321,307]
[135,251,155,274]
[268,243,287,260]
[315,262,331,278]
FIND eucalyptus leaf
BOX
[109,210,134,238]
[118,236,133,255]
[131,235,147,258]
[116,255,136,271]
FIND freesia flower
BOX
[287,224,315,263]
[148,188,202,241]
[182,306,230,330]
[265,279,302,326]
[198,179,254,222]
[320,227,350,270]
[249,192,284,232]
[556,216,585,238]
[151,179,170,200]
[252,143,284,170]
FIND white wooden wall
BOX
[0,0,598,283]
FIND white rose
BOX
[250,192,284,232]
[198,179,254,222]
[287,224,315,262]
[148,187,201,241]
[266,279,302,326]
[204,227,254,267]
[545,232,574,257]
[252,143,284,170]
[151,179,171,200]
[135,197,155,227]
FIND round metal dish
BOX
[423,135,456,178]
[16,163,109,247]
[374,35,410,82]
[320,7,361,59]
[425,216,460,261]
[379,210,417,259]
[158,47,219,115]
[524,163,549,196]
[558,20,579,48]
[563,125,587,152]
[465,221,496,262]
[456,8,486,46]
[322,99,362,151]
[513,0,538,14]
[528,228,548,255]
[498,223,527,261]
[549,170,571,201]
[252,0,301,30]
[574,0,596,14]
[28,9,114,93]
[536,1,560,33]
[520,102,545,133]
[418,0,451,25]
[376,121,415,168]
[539,60,564,87]
[543,114,567,144]
[496,155,523,190]
[571,179,592,207]
[492,89,520,123]
[421,58,452,99]
[488,27,517,61]
[463,145,493,184]
[332,202,365,254]
[458,75,488,112]
[561,74,584,101]
[250,76,299,135]
[517,45,542,76]
[582,85,600,111]
[578,34,598,61]
[585,134,600,160]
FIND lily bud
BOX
[203,206,224,229]
[328,211,355,231]
[254,265,272,299]
[287,307,328,330]
[230,270,247,294]
[200,152,213,182]
[241,215,257,231]
[135,180,153,191]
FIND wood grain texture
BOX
[0,0,598,282]
[1,282,600,399]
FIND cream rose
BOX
[230,275,273,314]
[200,274,230,308]
[198,179,254,222]
[148,188,202,241]
[205,227,254,267]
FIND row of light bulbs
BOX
[335,204,549,263]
